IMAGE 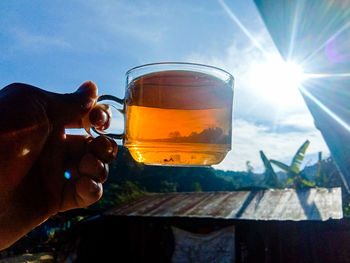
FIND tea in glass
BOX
[124,70,233,166]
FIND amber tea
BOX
[123,70,233,166]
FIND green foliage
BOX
[318,152,322,162]
[260,150,282,188]
[270,160,290,172]
[160,180,178,193]
[315,152,322,178]
[87,145,346,213]
[270,140,314,189]
[246,161,254,174]
[95,146,272,203]
[343,193,350,218]
[285,177,294,185]
[314,156,342,188]
[301,179,316,187]
[193,182,202,192]
[290,140,310,174]
[104,147,237,194]
[92,181,146,210]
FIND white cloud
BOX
[214,119,329,172]
[11,28,71,50]
[278,113,316,131]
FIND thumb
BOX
[47,81,98,128]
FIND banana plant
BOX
[317,152,322,174]
[260,150,283,188]
[270,140,315,188]
[314,151,331,187]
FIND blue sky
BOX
[0,0,330,171]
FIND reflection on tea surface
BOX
[124,71,233,166]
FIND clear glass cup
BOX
[95,62,234,166]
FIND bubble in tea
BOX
[124,71,233,166]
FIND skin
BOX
[0,81,117,250]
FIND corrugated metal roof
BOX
[105,188,343,221]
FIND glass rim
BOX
[126,61,234,81]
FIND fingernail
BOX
[89,105,111,130]
[90,108,109,127]
[77,81,98,111]
[77,81,98,98]
[89,180,101,193]
[78,81,93,93]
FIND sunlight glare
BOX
[250,55,305,106]
[218,0,268,56]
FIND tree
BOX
[314,155,342,188]
[193,182,202,192]
[270,140,315,189]
[246,161,254,174]
[92,181,147,210]
[314,151,327,186]
[160,180,178,193]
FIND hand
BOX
[0,81,117,249]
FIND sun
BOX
[249,54,305,106]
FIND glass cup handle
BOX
[91,95,125,140]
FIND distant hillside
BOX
[106,146,271,192]
[91,146,343,210]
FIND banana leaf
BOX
[285,177,294,185]
[260,150,274,174]
[271,159,298,186]
[290,140,310,174]
[270,160,291,173]
[301,179,316,187]
[260,151,282,188]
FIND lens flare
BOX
[64,171,71,180]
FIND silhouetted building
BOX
[57,188,350,263]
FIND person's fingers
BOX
[1,81,112,132]
[89,104,111,130]
[78,153,109,183]
[48,81,112,131]
[60,152,107,211]
[65,134,92,161]
[76,176,103,206]
[46,81,98,128]
[87,136,117,163]
[65,135,117,164]
[59,176,102,212]
[75,176,103,208]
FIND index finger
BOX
[66,103,111,132]
[89,104,111,130]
